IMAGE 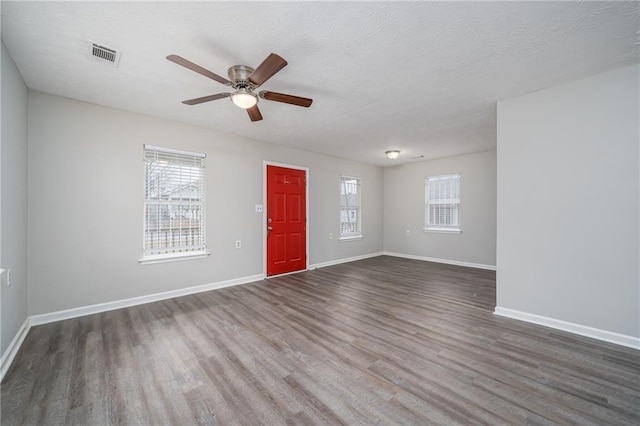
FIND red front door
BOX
[266,165,307,276]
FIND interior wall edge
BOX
[496,64,639,339]
[0,317,30,383]
[1,41,29,358]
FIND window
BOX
[141,145,208,263]
[340,176,362,240]
[425,173,461,233]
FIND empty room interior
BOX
[1,1,639,424]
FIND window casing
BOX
[425,173,461,233]
[340,176,362,239]
[141,145,208,263]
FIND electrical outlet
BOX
[7,269,11,287]
[406,230,411,236]
[235,240,242,249]
[329,233,334,240]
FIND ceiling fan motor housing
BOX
[228,65,255,89]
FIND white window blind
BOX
[425,173,460,232]
[142,145,207,260]
[340,176,362,237]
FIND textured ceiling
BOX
[2,1,638,167]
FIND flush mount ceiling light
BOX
[230,88,258,109]
[385,150,400,159]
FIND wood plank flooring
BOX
[2,256,639,425]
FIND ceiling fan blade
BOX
[259,91,313,108]
[182,93,231,105]
[248,53,288,86]
[167,54,231,86]
[247,105,263,122]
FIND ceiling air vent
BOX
[88,41,121,67]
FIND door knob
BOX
[267,226,273,231]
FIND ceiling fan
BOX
[167,53,313,122]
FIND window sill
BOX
[139,251,210,265]
[423,228,462,234]
[339,235,364,242]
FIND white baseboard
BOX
[1,318,31,382]
[308,252,384,270]
[494,307,640,350]
[29,273,264,326]
[383,251,496,271]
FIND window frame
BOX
[424,173,461,234]
[139,145,209,265]
[339,175,363,241]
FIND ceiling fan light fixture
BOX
[230,89,258,109]
[385,150,400,159]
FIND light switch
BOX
[255,204,263,213]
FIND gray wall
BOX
[1,42,29,355]
[497,65,639,337]
[27,91,383,316]
[383,151,497,267]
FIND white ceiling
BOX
[2,1,638,167]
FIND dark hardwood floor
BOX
[2,256,639,425]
